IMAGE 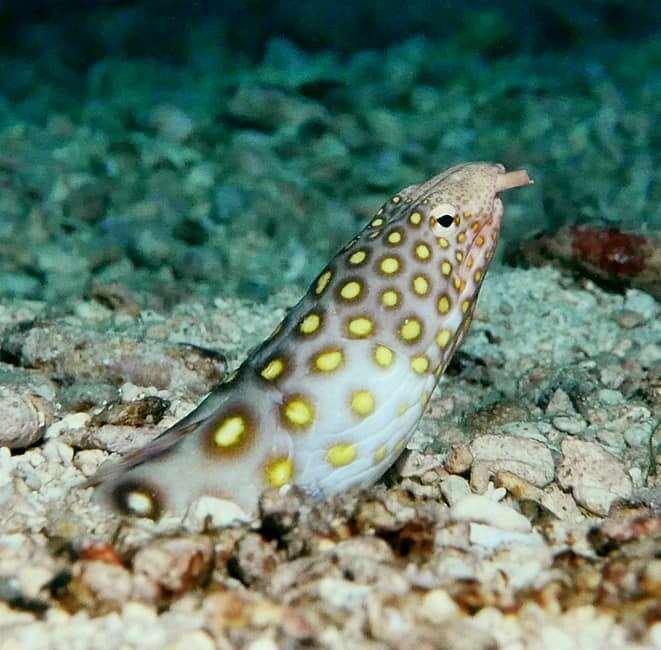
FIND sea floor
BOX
[0,266,659,650]
[1,18,660,649]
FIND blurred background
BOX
[0,0,659,305]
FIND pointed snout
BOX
[495,169,534,193]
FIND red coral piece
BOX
[570,225,647,277]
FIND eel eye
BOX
[436,213,454,228]
[430,203,457,236]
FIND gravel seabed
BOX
[0,266,659,649]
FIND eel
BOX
[89,162,533,519]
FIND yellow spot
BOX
[457,232,466,244]
[380,257,400,275]
[314,349,343,372]
[395,438,407,453]
[348,317,373,338]
[409,211,422,225]
[265,457,293,487]
[441,261,452,276]
[471,222,481,232]
[454,215,461,225]
[260,358,285,381]
[377,207,384,215]
[387,231,402,245]
[327,444,357,467]
[127,492,153,516]
[476,235,485,247]
[491,231,498,241]
[315,270,332,295]
[411,355,430,374]
[455,251,464,262]
[300,313,321,334]
[283,397,315,428]
[398,402,410,415]
[466,255,474,269]
[438,237,449,249]
[371,217,384,227]
[453,276,463,291]
[351,390,375,416]
[463,211,472,218]
[349,250,367,265]
[340,280,362,300]
[462,299,471,313]
[413,275,429,295]
[374,446,388,463]
[368,230,382,240]
[374,345,394,367]
[381,289,400,308]
[392,195,401,204]
[400,318,422,342]
[474,270,483,283]
[415,244,431,260]
[436,329,452,348]
[213,416,246,447]
[438,295,451,314]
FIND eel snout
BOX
[495,169,534,193]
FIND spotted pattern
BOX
[351,390,375,417]
[300,313,321,335]
[327,443,357,467]
[381,289,400,308]
[399,317,422,342]
[112,480,162,519]
[379,256,401,275]
[282,396,315,429]
[374,345,394,368]
[348,316,374,338]
[349,250,368,266]
[93,162,524,521]
[314,348,343,372]
[339,280,362,301]
[315,270,332,295]
[264,457,293,487]
[260,358,285,381]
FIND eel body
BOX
[91,162,532,519]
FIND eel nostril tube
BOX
[495,169,533,193]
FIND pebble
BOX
[545,388,575,416]
[614,309,645,329]
[444,445,473,474]
[440,475,472,506]
[318,577,371,610]
[418,589,460,623]
[182,495,253,531]
[597,388,624,405]
[149,105,195,143]
[73,449,107,476]
[132,536,213,593]
[552,414,587,434]
[468,523,544,549]
[0,386,54,448]
[450,494,531,532]
[495,471,584,522]
[171,631,216,650]
[557,438,633,516]
[469,434,555,491]
[623,289,658,321]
